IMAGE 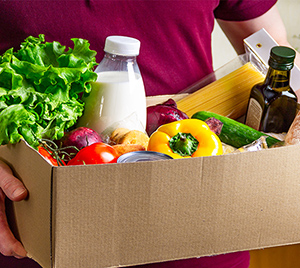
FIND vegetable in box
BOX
[0,34,98,149]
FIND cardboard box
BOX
[1,29,300,268]
[2,139,300,268]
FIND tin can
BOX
[117,151,173,163]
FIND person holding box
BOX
[0,0,297,267]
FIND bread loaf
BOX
[285,111,300,145]
[112,144,146,157]
[109,128,149,149]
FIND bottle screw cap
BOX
[269,46,296,70]
[104,36,141,56]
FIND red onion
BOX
[146,99,189,136]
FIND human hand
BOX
[0,160,28,258]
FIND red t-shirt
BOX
[0,0,276,267]
[0,0,276,96]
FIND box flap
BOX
[0,140,52,268]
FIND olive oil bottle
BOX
[245,46,298,133]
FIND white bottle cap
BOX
[104,36,141,56]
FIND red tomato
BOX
[67,142,118,166]
[38,146,65,166]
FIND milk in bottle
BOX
[78,36,147,134]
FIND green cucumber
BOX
[191,111,280,148]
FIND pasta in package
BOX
[175,51,267,120]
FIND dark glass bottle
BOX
[244,46,298,133]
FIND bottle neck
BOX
[95,52,140,74]
[263,67,291,92]
[104,52,137,62]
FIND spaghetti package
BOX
[175,53,267,120]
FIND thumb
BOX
[0,189,27,258]
[0,161,28,202]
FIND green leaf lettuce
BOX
[0,34,98,148]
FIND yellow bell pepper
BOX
[147,119,223,159]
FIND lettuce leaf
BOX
[0,34,97,148]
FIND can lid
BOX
[104,36,141,56]
[117,151,173,163]
[269,46,296,70]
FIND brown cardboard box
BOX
[1,139,300,268]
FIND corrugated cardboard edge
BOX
[0,140,52,268]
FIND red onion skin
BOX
[59,127,103,155]
[146,99,189,136]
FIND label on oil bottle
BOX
[245,98,263,130]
